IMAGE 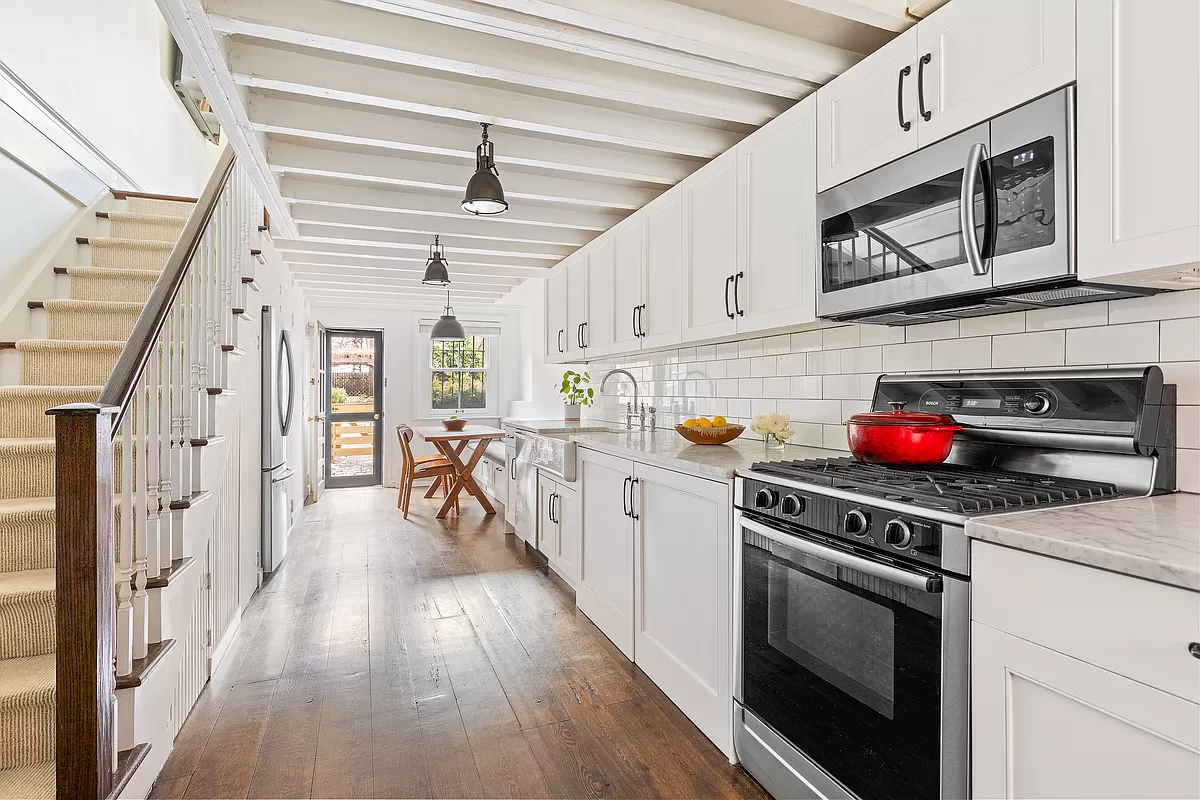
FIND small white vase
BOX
[564,403,581,422]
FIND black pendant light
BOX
[431,289,466,341]
[422,235,451,286]
[461,122,508,216]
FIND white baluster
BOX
[183,252,197,496]
[199,226,212,441]
[115,414,134,677]
[132,372,149,661]
[160,306,173,571]
[145,323,161,584]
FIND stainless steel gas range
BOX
[732,367,1176,800]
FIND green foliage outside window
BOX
[431,336,489,411]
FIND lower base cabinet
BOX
[537,472,580,587]
[576,447,733,757]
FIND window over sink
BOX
[417,319,502,418]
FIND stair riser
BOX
[0,389,100,438]
[0,592,53,660]
[108,218,186,243]
[21,348,120,387]
[0,702,52,771]
[125,198,193,218]
[69,273,158,304]
[89,243,173,271]
[47,308,141,342]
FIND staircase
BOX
[0,147,257,799]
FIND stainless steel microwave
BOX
[816,87,1156,324]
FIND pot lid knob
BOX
[888,401,907,413]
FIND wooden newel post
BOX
[47,402,118,800]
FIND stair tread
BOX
[0,652,54,705]
[0,569,54,600]
[0,496,55,515]
[103,211,188,225]
[79,237,174,249]
[40,299,144,311]
[0,439,55,452]
[14,340,125,351]
[0,385,103,398]
[0,759,53,799]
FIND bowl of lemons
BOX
[675,416,745,445]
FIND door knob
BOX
[373,413,380,420]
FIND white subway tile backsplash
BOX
[1161,317,1200,362]
[1159,362,1200,405]
[791,422,825,447]
[1026,303,1108,331]
[1109,290,1199,324]
[776,353,807,376]
[822,374,862,400]
[706,360,728,379]
[822,326,860,350]
[1177,449,1199,494]
[906,320,959,342]
[808,349,842,375]
[751,398,777,416]
[751,356,778,377]
[861,374,880,400]
[823,424,849,450]
[1065,321,1158,365]
[739,378,763,397]
[859,325,906,346]
[739,339,763,359]
[791,376,822,399]
[791,330,823,352]
[726,358,751,378]
[992,331,1065,368]
[842,346,882,374]
[728,399,751,417]
[714,379,738,397]
[716,342,739,360]
[1178,406,1200,450]
[695,344,716,361]
[763,334,791,355]
[883,341,932,372]
[932,337,992,370]
[958,311,1026,337]
[763,377,791,398]
[796,399,843,425]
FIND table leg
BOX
[434,439,496,518]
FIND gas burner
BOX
[750,457,1121,515]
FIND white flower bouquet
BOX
[751,412,794,450]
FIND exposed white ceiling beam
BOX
[293,222,572,260]
[288,201,593,248]
[207,0,785,125]
[276,238,553,269]
[311,295,511,312]
[467,0,862,85]
[296,278,509,297]
[337,0,808,98]
[266,141,658,212]
[281,178,623,232]
[290,262,522,285]
[779,0,914,31]
[229,43,744,158]
[248,94,696,186]
[284,255,548,280]
[302,285,506,302]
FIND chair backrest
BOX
[396,425,415,474]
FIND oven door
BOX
[733,510,968,800]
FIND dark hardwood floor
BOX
[150,486,768,799]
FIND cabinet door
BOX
[641,192,682,350]
[917,0,1075,148]
[554,482,580,587]
[503,446,516,528]
[633,463,732,757]
[564,254,588,360]
[816,28,917,191]
[537,472,557,562]
[681,153,739,342]
[585,237,614,358]
[972,622,1200,800]
[736,96,817,335]
[1077,0,1200,282]
[576,448,634,659]
[609,217,643,355]
[544,268,566,363]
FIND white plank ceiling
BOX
[165,0,922,309]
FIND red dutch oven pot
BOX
[846,401,963,466]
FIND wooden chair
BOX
[396,425,459,518]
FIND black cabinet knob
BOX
[1189,642,1200,659]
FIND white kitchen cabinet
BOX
[817,28,918,191]
[609,217,644,354]
[972,622,1200,799]
[736,96,818,334]
[586,238,614,358]
[641,192,683,350]
[1076,0,1200,284]
[544,267,566,363]
[576,447,635,658]
[681,151,739,342]
[915,0,1075,147]
[564,253,588,361]
[538,473,580,587]
[632,462,732,757]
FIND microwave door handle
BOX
[960,142,991,276]
[740,515,943,594]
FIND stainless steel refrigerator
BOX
[261,305,295,578]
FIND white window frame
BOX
[417,329,500,419]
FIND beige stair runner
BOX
[0,195,193,798]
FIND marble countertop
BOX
[966,493,1200,591]
[570,430,846,481]
[502,418,618,435]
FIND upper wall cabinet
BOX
[609,216,644,354]
[681,150,740,342]
[640,192,683,350]
[915,0,1075,146]
[1076,0,1199,283]
[817,28,918,192]
[545,267,566,363]
[564,253,588,360]
[737,96,817,334]
[586,237,614,358]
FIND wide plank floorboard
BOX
[152,487,767,800]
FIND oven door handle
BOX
[740,516,943,593]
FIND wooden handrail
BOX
[98,146,236,435]
[109,189,200,203]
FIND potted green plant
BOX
[558,370,593,421]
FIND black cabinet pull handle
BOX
[621,476,631,517]
[918,53,932,121]
[724,275,734,319]
[734,271,744,317]
[632,305,639,339]
[897,65,912,132]
[1189,642,1200,659]
[639,304,646,337]
[557,328,564,353]
[630,477,639,521]
[582,321,588,348]
[548,492,555,523]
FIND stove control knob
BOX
[844,509,870,537]
[781,494,805,517]
[1022,393,1052,415]
[883,519,913,549]
[754,488,779,510]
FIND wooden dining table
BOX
[415,424,507,518]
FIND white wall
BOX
[0,151,80,292]
[0,0,219,194]
[495,277,568,420]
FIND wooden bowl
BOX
[674,423,745,445]
[442,418,468,432]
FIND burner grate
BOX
[751,457,1120,514]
